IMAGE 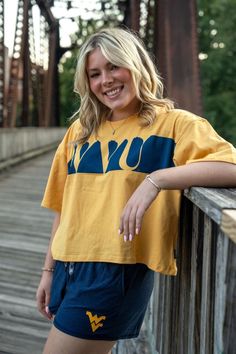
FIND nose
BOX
[101,71,113,86]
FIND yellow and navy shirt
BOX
[41,109,236,275]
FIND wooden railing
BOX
[0,127,66,171]
[114,187,236,354]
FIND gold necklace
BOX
[108,119,127,135]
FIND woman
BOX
[36,27,236,354]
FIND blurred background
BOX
[1,0,236,145]
[0,2,236,353]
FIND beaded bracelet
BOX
[42,267,55,272]
[145,175,162,193]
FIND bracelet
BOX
[42,267,55,272]
[145,175,162,193]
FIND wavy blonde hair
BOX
[73,27,174,144]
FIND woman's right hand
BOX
[36,271,53,321]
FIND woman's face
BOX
[86,47,140,121]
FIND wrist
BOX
[42,267,54,272]
[41,267,54,274]
[145,174,162,193]
[42,263,55,273]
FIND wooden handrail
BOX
[184,187,236,225]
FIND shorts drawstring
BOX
[68,262,75,276]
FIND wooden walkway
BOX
[0,152,55,354]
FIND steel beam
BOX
[121,0,140,32]
[43,21,60,126]
[5,0,24,127]
[154,0,202,115]
[35,0,60,126]
[21,0,30,126]
[130,0,140,32]
[0,0,4,126]
[35,0,57,30]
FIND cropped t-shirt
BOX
[41,109,236,274]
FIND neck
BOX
[109,101,141,122]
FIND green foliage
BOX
[198,0,236,145]
[59,53,78,127]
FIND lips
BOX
[104,86,123,97]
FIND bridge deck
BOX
[0,152,55,354]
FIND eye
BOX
[89,72,99,78]
[110,64,118,71]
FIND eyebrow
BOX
[87,62,114,72]
[87,68,99,72]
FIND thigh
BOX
[43,325,115,354]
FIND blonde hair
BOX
[73,27,174,144]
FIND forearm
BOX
[43,212,61,269]
[150,161,236,190]
[119,161,236,241]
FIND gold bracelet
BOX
[145,175,162,193]
[42,267,55,272]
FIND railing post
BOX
[188,205,203,354]
[214,231,228,353]
[200,215,214,354]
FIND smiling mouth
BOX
[104,86,123,97]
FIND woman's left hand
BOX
[119,178,160,241]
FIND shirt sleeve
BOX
[41,122,79,212]
[41,140,68,212]
[173,113,236,166]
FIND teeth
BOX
[106,88,121,96]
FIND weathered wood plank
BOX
[188,205,200,354]
[156,275,165,353]
[161,277,171,354]
[185,187,236,225]
[200,215,213,354]
[175,197,192,354]
[151,273,160,352]
[223,239,236,353]
[214,231,228,354]
[221,209,236,243]
[0,152,54,353]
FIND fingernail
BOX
[124,235,127,242]
[136,228,139,235]
[45,306,50,314]
[118,229,121,235]
[129,234,133,241]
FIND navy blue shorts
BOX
[49,261,154,340]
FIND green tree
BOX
[198,0,236,145]
[59,53,78,126]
